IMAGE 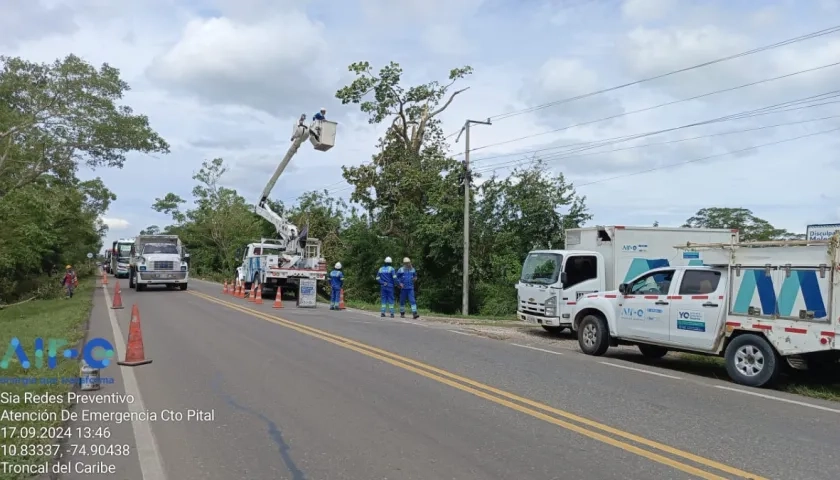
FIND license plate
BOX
[521,315,539,324]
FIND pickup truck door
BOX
[668,269,725,350]
[616,269,675,343]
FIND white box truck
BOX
[516,225,739,333]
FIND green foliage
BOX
[682,207,798,241]
[0,54,168,303]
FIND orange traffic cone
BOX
[223,281,228,294]
[236,283,243,298]
[273,287,284,309]
[339,289,346,310]
[111,282,124,310]
[228,280,235,295]
[117,304,152,367]
[247,284,256,302]
[101,272,108,286]
[254,285,264,305]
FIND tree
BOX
[0,54,169,199]
[140,225,160,235]
[683,207,793,241]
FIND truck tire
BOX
[638,344,668,359]
[179,283,188,291]
[578,314,610,356]
[541,325,568,335]
[724,334,782,388]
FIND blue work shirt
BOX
[313,112,326,121]
[329,269,344,289]
[378,265,397,290]
[397,266,417,290]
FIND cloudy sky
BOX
[4,0,840,250]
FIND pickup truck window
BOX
[521,253,562,285]
[629,270,674,295]
[678,270,721,295]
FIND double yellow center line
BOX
[189,290,766,480]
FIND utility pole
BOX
[455,118,491,316]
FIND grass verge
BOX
[0,280,95,480]
[678,353,840,402]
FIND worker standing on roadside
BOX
[397,257,419,319]
[377,257,397,318]
[329,262,344,310]
[61,265,77,299]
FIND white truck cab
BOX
[573,237,840,388]
[128,235,189,291]
[516,226,738,333]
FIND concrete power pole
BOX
[455,118,491,316]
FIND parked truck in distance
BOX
[110,238,135,278]
[128,235,190,291]
[572,236,840,388]
[516,226,739,333]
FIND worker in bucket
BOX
[313,108,326,121]
[377,257,397,318]
[329,262,344,310]
[397,257,419,319]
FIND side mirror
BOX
[184,253,190,258]
[618,283,629,295]
[560,272,568,286]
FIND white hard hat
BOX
[335,262,342,269]
[385,257,392,263]
[403,257,410,263]
[320,107,326,112]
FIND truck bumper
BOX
[137,271,188,284]
[518,312,567,327]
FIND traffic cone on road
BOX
[236,283,243,298]
[254,285,264,305]
[273,287,284,309]
[117,304,152,367]
[339,289,346,310]
[111,282,124,310]
[223,281,228,294]
[247,284,256,302]
[101,272,108,286]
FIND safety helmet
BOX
[403,257,410,264]
[65,265,72,269]
[385,256,392,264]
[320,107,327,113]
[335,262,342,269]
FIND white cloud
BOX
[621,0,675,22]
[101,217,131,230]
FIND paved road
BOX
[55,278,840,480]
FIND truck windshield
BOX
[520,253,562,285]
[143,244,179,254]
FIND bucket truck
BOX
[235,116,337,298]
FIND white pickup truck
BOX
[236,238,327,299]
[516,226,738,333]
[573,237,840,387]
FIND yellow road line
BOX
[189,291,767,480]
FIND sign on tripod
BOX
[298,279,317,308]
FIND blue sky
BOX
[3,0,840,251]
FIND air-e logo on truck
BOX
[621,307,644,320]
[0,337,115,370]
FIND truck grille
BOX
[152,261,175,271]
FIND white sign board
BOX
[86,253,94,259]
[806,224,840,241]
[298,279,317,308]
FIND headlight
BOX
[181,263,187,271]
[545,296,557,317]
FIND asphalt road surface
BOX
[54,278,840,480]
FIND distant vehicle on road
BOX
[128,235,189,291]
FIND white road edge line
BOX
[713,385,840,414]
[511,344,564,355]
[599,361,683,380]
[102,285,168,480]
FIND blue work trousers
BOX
[399,288,417,313]
[330,287,341,307]
[380,288,395,314]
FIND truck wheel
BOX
[578,314,610,356]
[724,334,782,388]
[638,344,668,359]
[541,325,568,335]
[179,283,188,291]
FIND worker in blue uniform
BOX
[377,257,397,318]
[313,108,326,121]
[329,262,344,310]
[397,257,419,319]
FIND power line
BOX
[457,61,840,156]
[473,115,840,174]
[485,24,840,122]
